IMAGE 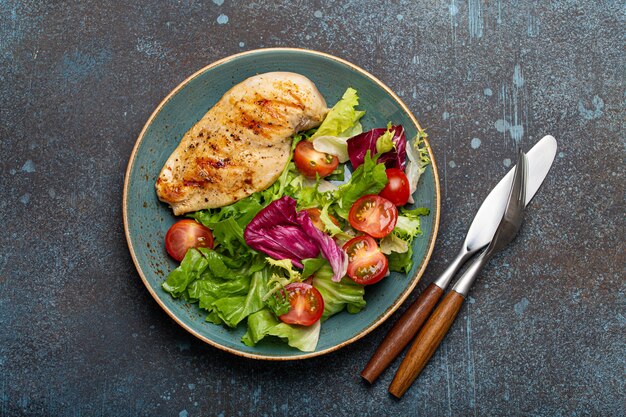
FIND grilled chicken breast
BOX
[156,72,328,215]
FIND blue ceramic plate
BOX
[123,48,440,360]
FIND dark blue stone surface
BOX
[1,0,624,416]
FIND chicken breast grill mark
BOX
[155,72,328,215]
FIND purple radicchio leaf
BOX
[244,197,319,268]
[347,125,407,170]
[296,210,348,282]
[244,197,348,281]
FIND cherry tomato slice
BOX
[348,195,398,238]
[165,219,214,262]
[279,282,324,326]
[304,208,340,233]
[342,236,388,285]
[380,168,410,206]
[293,140,339,179]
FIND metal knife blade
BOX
[433,135,557,289]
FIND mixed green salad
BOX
[161,88,431,352]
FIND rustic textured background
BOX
[1,0,624,416]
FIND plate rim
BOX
[122,47,441,360]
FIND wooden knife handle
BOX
[361,283,444,383]
[388,290,465,398]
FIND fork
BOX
[388,148,528,398]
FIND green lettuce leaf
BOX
[208,217,247,256]
[319,203,344,237]
[265,258,301,279]
[406,130,431,204]
[375,125,395,154]
[380,232,409,255]
[162,248,267,326]
[264,290,291,317]
[187,276,250,303]
[312,264,365,320]
[162,248,211,297]
[262,257,303,316]
[403,207,431,217]
[388,245,414,274]
[311,88,365,139]
[340,121,363,138]
[394,207,430,238]
[386,207,430,273]
[334,151,388,219]
[162,246,258,297]
[301,257,327,279]
[325,163,345,181]
[209,268,269,327]
[289,175,336,210]
[242,309,321,352]
[394,215,421,239]
[190,196,264,257]
[191,196,263,228]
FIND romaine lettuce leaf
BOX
[308,88,364,162]
[242,309,321,352]
[340,121,363,138]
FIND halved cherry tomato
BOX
[165,219,214,262]
[293,140,339,179]
[304,208,340,233]
[279,282,324,326]
[342,236,388,285]
[380,168,410,206]
[348,195,398,238]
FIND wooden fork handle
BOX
[388,290,465,398]
[361,283,444,383]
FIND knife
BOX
[361,135,557,383]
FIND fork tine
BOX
[511,149,527,210]
[517,149,527,206]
